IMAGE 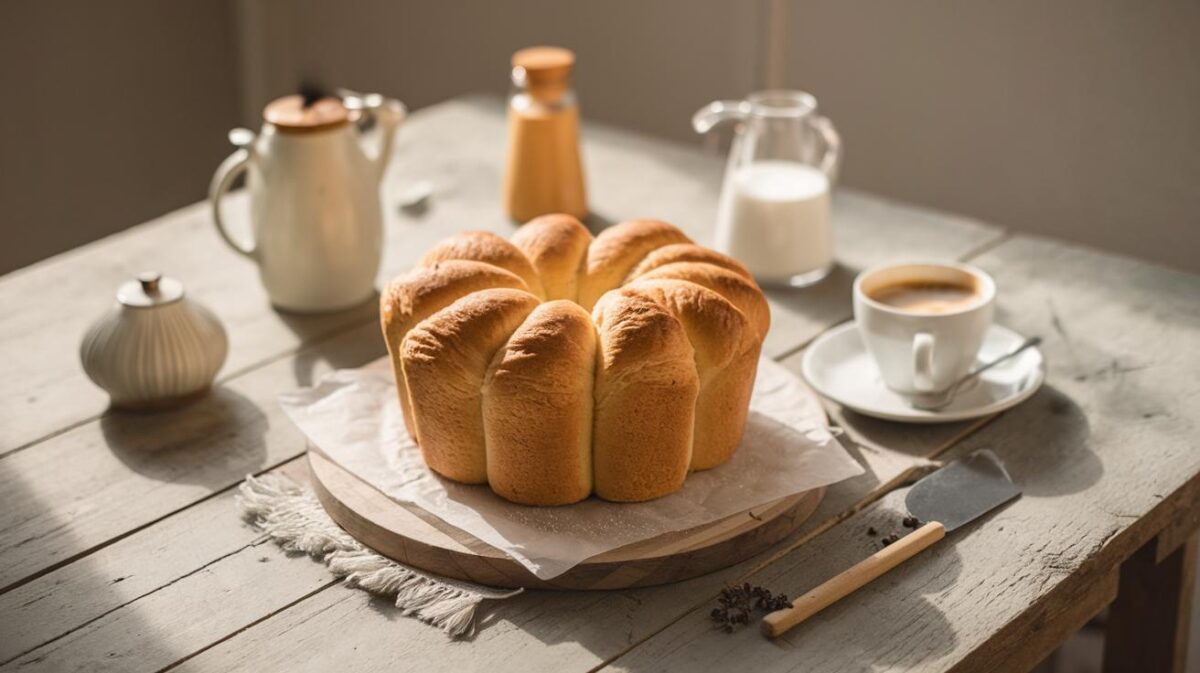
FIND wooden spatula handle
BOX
[761,521,946,638]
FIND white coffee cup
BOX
[853,262,996,396]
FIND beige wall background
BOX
[0,0,241,273]
[3,0,1198,275]
[778,0,1200,274]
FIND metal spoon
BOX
[910,336,1042,411]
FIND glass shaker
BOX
[504,46,588,223]
[694,90,841,287]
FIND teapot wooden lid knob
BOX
[263,95,350,134]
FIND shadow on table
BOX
[0,465,184,668]
[836,383,1102,498]
[275,296,385,386]
[831,404,981,463]
[957,384,1102,498]
[101,386,268,489]
[763,261,859,317]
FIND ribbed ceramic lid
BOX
[512,46,575,86]
[263,95,350,134]
[117,272,184,308]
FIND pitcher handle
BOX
[209,133,257,259]
[811,115,842,183]
[692,100,752,134]
[343,90,407,181]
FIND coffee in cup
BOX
[867,280,982,315]
[853,263,995,396]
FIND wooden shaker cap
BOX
[512,46,575,86]
[263,95,350,134]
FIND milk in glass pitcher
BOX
[694,91,841,287]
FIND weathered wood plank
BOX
[0,459,308,665]
[1,352,987,673]
[0,321,385,593]
[0,96,1002,455]
[606,235,1200,672]
[0,542,335,673]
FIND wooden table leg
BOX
[1103,534,1197,673]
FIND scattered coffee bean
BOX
[902,516,921,529]
[710,582,790,633]
[881,533,901,547]
[867,526,878,536]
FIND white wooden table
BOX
[1,96,1197,673]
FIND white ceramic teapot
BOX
[210,92,406,312]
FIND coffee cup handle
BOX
[912,332,936,392]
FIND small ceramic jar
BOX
[80,272,228,410]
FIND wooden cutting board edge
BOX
[308,451,825,590]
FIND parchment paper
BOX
[280,357,863,580]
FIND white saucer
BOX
[802,322,1045,424]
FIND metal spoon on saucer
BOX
[911,336,1042,411]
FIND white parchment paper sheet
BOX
[280,357,863,580]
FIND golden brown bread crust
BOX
[419,231,546,298]
[689,345,759,469]
[510,214,593,302]
[380,261,531,438]
[400,289,540,483]
[626,243,753,282]
[636,261,771,340]
[591,287,698,501]
[483,301,596,505]
[577,219,692,310]
[382,215,772,505]
[627,278,755,470]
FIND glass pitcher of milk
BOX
[694,91,841,287]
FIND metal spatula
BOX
[762,449,1021,637]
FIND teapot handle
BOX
[209,130,257,259]
[811,115,842,184]
[343,91,407,181]
[692,100,752,134]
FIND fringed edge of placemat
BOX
[236,473,522,638]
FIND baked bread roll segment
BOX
[380,261,532,438]
[626,243,753,282]
[577,219,692,310]
[630,262,770,470]
[591,288,699,502]
[510,214,593,302]
[636,261,771,340]
[400,289,540,483]
[627,279,755,470]
[483,301,597,505]
[419,231,546,298]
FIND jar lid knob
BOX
[118,272,183,307]
[138,271,162,295]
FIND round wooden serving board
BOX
[309,451,825,590]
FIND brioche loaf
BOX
[381,216,770,505]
